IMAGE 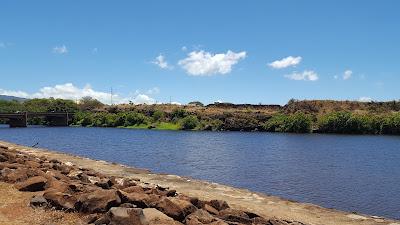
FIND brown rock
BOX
[265,219,306,225]
[122,185,145,194]
[218,208,251,224]
[0,151,16,162]
[118,190,151,208]
[0,162,21,170]
[203,204,219,215]
[178,196,205,209]
[4,167,30,183]
[25,160,41,168]
[77,189,121,213]
[143,208,182,225]
[30,195,48,208]
[0,154,7,162]
[46,179,71,193]
[44,170,70,181]
[88,176,112,189]
[110,176,137,189]
[185,209,219,224]
[15,176,47,192]
[43,190,78,211]
[106,207,145,225]
[154,197,197,222]
[208,200,229,211]
[52,163,73,175]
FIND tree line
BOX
[1,98,400,135]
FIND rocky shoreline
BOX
[0,141,399,225]
[0,143,305,225]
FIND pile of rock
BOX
[0,145,306,225]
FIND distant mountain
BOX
[0,95,27,102]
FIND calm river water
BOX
[0,126,399,219]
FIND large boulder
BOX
[15,176,47,192]
[217,208,251,224]
[143,208,183,225]
[154,197,197,222]
[208,200,229,211]
[122,185,145,194]
[110,176,137,189]
[118,190,155,208]
[77,189,121,213]
[203,204,219,215]
[4,167,29,183]
[43,190,78,211]
[106,207,146,225]
[185,209,224,225]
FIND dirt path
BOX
[0,182,84,225]
[1,140,398,225]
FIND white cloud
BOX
[358,97,373,102]
[152,54,172,69]
[178,50,247,76]
[133,94,156,104]
[181,46,187,51]
[343,70,352,80]
[284,70,319,81]
[0,89,30,98]
[53,45,68,54]
[269,56,302,69]
[0,83,160,105]
[146,87,160,95]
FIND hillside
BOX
[1,98,399,134]
[0,95,27,102]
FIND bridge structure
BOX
[0,112,74,128]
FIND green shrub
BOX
[171,108,187,120]
[124,112,148,126]
[180,115,199,130]
[152,110,165,122]
[263,113,312,133]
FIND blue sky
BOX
[1,1,399,105]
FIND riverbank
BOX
[0,140,399,225]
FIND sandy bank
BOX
[0,140,398,225]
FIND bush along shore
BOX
[0,145,306,225]
[1,97,400,134]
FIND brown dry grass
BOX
[0,182,84,225]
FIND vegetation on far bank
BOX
[1,97,400,135]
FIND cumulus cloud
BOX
[343,70,352,80]
[358,97,373,102]
[269,56,302,69]
[152,54,172,69]
[0,89,30,98]
[133,94,156,104]
[0,83,159,105]
[178,50,247,76]
[53,45,68,54]
[284,70,319,81]
[146,87,160,95]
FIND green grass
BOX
[154,122,180,130]
[122,124,150,129]
[120,122,180,130]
